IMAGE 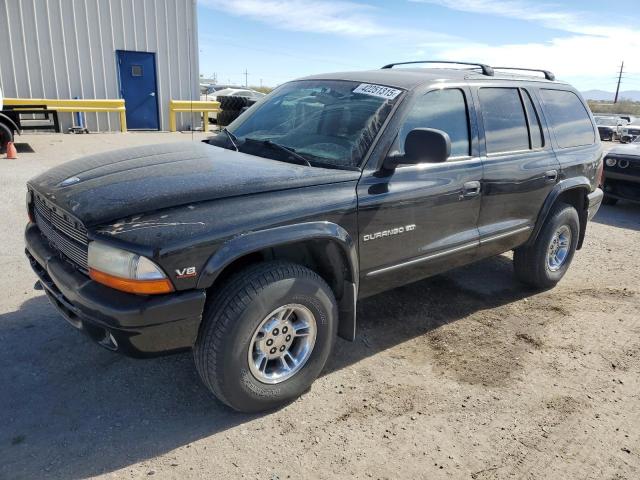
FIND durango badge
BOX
[363,224,416,242]
[175,266,197,279]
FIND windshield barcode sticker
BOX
[353,83,402,100]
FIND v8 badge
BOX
[175,266,197,279]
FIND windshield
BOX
[595,116,618,126]
[222,80,402,169]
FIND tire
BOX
[602,196,618,206]
[194,261,338,412]
[513,203,580,289]
[219,95,250,111]
[0,122,13,154]
[216,110,241,127]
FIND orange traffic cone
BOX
[6,142,17,159]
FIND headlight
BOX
[88,241,174,294]
[605,157,617,167]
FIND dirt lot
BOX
[1,133,639,480]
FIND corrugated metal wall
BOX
[0,0,199,131]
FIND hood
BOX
[607,143,640,156]
[28,142,360,226]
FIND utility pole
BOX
[260,78,263,88]
[243,69,250,87]
[614,61,624,104]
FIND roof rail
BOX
[492,67,555,81]
[381,61,494,77]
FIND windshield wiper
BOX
[221,128,239,151]
[246,138,312,167]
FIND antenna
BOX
[614,61,624,104]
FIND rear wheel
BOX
[194,261,337,412]
[0,123,13,154]
[514,203,579,289]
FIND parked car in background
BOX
[619,123,640,143]
[199,84,242,100]
[200,87,266,122]
[602,137,640,205]
[594,115,624,141]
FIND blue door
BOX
[117,51,159,130]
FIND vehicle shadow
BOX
[0,255,534,479]
[592,202,640,232]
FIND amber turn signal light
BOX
[89,268,174,295]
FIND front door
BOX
[358,87,483,298]
[117,50,159,130]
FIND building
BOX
[0,0,199,132]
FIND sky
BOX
[197,0,640,92]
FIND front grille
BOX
[33,193,89,270]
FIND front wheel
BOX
[514,203,579,289]
[194,261,337,412]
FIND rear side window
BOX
[479,88,529,153]
[522,90,544,149]
[540,89,595,148]
[400,89,470,157]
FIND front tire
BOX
[514,203,579,289]
[194,261,337,412]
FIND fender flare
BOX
[526,177,592,249]
[0,112,21,135]
[196,221,359,341]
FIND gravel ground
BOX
[1,134,638,480]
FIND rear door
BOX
[117,50,159,130]
[473,85,561,257]
[358,86,483,297]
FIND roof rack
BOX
[381,61,494,77]
[492,67,555,81]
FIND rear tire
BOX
[194,261,338,412]
[0,123,13,154]
[514,203,579,289]
[602,196,618,206]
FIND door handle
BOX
[545,170,558,183]
[149,92,156,97]
[462,181,481,198]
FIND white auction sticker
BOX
[353,83,402,100]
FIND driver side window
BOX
[399,89,470,158]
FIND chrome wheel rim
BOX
[547,225,572,272]
[248,304,317,384]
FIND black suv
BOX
[25,61,603,412]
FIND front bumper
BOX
[25,223,206,357]
[587,188,604,220]
[603,170,640,203]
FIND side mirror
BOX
[384,128,451,169]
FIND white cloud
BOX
[411,0,640,90]
[410,0,589,33]
[200,0,390,37]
